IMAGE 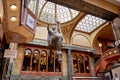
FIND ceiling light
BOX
[10,16,17,21]
[10,4,17,10]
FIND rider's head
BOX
[52,26,56,31]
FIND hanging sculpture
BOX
[112,17,120,52]
[47,21,63,62]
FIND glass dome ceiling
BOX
[75,14,106,33]
[28,0,106,33]
[28,0,79,23]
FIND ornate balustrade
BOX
[95,48,119,67]
[95,47,120,73]
[102,48,118,58]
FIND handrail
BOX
[95,47,119,66]
[102,48,118,58]
[95,58,102,67]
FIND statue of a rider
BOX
[47,20,63,62]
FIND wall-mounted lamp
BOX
[98,42,102,56]
[98,43,102,47]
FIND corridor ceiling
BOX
[1,0,120,43]
[28,0,106,33]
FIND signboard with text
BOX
[4,49,17,58]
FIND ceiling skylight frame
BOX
[28,0,79,24]
[75,14,106,33]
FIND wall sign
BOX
[4,49,17,58]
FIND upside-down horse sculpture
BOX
[47,21,63,62]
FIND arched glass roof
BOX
[28,0,79,23]
[75,14,106,33]
[28,0,106,33]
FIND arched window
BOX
[22,47,62,74]
[73,54,78,73]
[40,50,47,72]
[22,49,32,71]
[72,53,91,75]
[79,55,84,73]
[32,50,39,71]
[84,56,90,73]
[48,51,61,72]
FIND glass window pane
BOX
[70,9,79,18]
[73,54,79,73]
[75,14,106,33]
[22,49,32,71]
[32,50,39,71]
[40,1,55,23]
[28,0,37,14]
[57,5,71,23]
[85,56,90,73]
[40,50,47,72]
[27,0,80,23]
[79,55,84,73]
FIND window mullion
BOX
[54,52,55,72]
[46,51,48,72]
[38,52,40,71]
[30,51,33,71]
[78,57,80,73]
[83,57,86,73]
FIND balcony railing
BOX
[102,48,118,58]
[95,48,119,66]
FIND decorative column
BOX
[67,49,73,80]
[91,52,96,76]
[7,43,18,80]
[111,17,120,52]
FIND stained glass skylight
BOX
[28,0,37,14]
[75,14,106,33]
[28,0,79,23]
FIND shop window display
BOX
[22,48,61,73]
[72,54,91,74]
